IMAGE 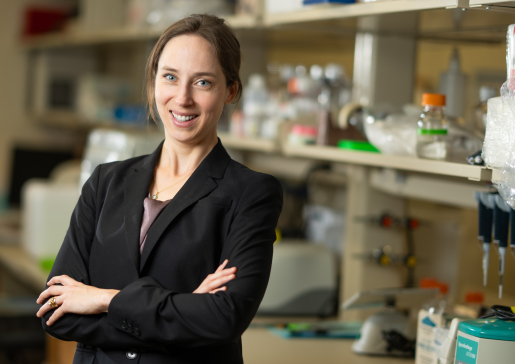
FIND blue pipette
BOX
[510,207,515,262]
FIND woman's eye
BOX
[197,79,211,87]
[165,74,176,81]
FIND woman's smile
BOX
[170,110,199,127]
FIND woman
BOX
[36,14,283,364]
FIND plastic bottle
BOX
[439,48,467,120]
[242,74,268,137]
[474,86,496,132]
[420,277,450,315]
[416,93,448,160]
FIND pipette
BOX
[475,192,494,287]
[494,195,510,298]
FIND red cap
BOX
[420,277,448,295]
[465,291,484,304]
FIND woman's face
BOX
[155,34,237,145]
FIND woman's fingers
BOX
[215,259,229,273]
[36,286,65,304]
[47,275,78,287]
[193,265,237,294]
[36,294,63,318]
[218,266,237,276]
[46,305,66,326]
[209,286,227,294]
[207,274,235,291]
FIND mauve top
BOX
[139,196,171,255]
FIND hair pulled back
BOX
[146,14,242,124]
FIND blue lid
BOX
[459,319,515,341]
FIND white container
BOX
[21,181,80,265]
[81,129,163,188]
[265,0,303,14]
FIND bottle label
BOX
[417,129,448,135]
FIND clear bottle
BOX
[416,93,448,160]
[242,74,268,137]
[474,86,496,133]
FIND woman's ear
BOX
[224,82,238,105]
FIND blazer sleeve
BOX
[41,165,162,352]
[106,173,283,348]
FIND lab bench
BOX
[242,327,413,364]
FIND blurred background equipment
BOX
[343,287,439,357]
[258,241,338,317]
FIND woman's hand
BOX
[193,259,237,294]
[36,275,120,326]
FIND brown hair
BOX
[146,14,242,124]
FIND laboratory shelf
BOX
[218,132,280,153]
[469,0,515,8]
[282,144,492,181]
[264,0,466,26]
[22,15,259,50]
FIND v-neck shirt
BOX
[139,196,172,255]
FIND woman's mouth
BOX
[171,111,199,123]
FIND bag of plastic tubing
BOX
[484,24,515,207]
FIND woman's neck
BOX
[158,134,218,177]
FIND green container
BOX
[337,140,380,153]
[459,318,515,341]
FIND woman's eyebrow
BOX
[160,66,217,78]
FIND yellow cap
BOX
[422,93,446,106]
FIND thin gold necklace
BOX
[151,171,193,200]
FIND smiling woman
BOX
[36,14,283,364]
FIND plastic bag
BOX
[491,80,515,207]
[364,113,418,157]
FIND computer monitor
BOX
[7,146,74,207]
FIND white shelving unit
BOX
[282,144,491,181]
[264,0,467,26]
[217,134,492,182]
[22,15,260,50]
[218,133,279,153]
[469,0,515,8]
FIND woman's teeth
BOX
[172,112,196,122]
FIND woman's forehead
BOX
[158,34,221,75]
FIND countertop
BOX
[242,327,414,364]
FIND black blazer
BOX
[41,139,283,364]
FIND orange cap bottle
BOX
[421,93,446,107]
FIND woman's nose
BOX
[175,85,194,107]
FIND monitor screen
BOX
[8,146,74,207]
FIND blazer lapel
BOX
[139,139,232,272]
[124,142,163,272]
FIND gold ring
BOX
[49,296,58,309]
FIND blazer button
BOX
[134,327,141,336]
[126,352,138,360]
[127,324,134,333]
[121,321,127,330]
